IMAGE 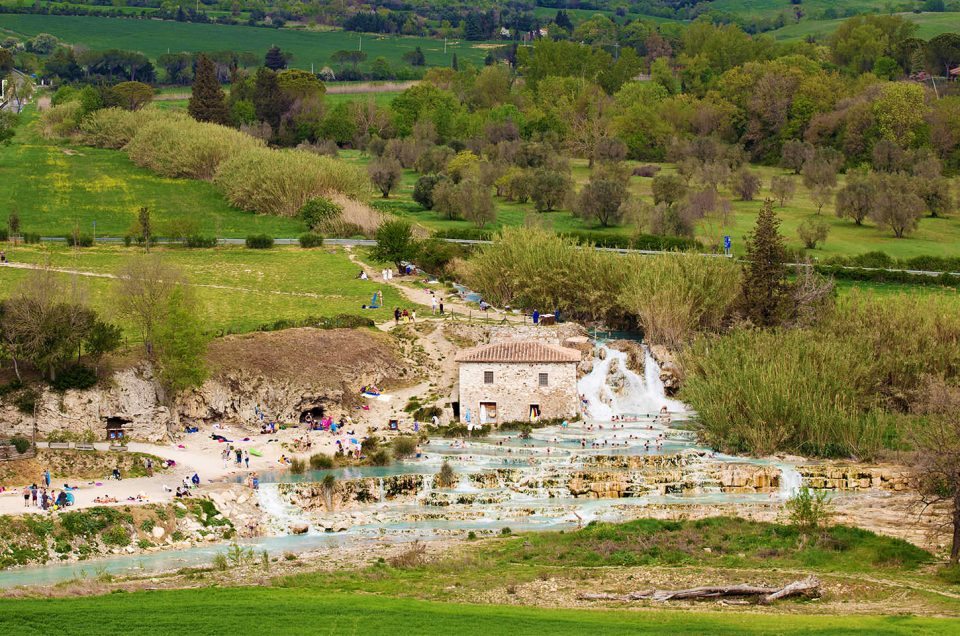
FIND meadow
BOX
[0,14,491,69]
[2,517,960,634]
[0,243,412,336]
[339,150,960,261]
[771,11,960,41]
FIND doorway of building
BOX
[479,401,498,424]
[529,404,541,422]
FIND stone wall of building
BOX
[458,361,578,424]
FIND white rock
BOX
[151,525,166,539]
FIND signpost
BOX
[723,235,731,256]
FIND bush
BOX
[367,449,392,466]
[245,234,274,249]
[184,235,218,248]
[14,388,39,415]
[126,116,262,180]
[102,525,131,547]
[309,453,334,470]
[39,101,83,138]
[437,461,457,488]
[9,436,31,454]
[632,164,661,177]
[390,435,419,459]
[432,227,494,241]
[51,364,98,391]
[22,232,41,244]
[299,197,342,230]
[786,486,833,537]
[298,232,324,248]
[215,147,368,217]
[289,458,306,474]
[79,107,174,149]
[0,228,8,242]
[65,233,94,247]
[413,174,444,210]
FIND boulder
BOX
[290,523,310,535]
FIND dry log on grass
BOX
[578,576,820,604]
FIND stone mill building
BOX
[455,340,581,425]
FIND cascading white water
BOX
[778,465,803,499]
[578,344,686,420]
[257,483,315,534]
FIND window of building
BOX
[539,372,549,387]
[484,371,494,384]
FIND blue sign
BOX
[723,235,731,249]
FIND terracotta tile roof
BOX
[455,341,581,364]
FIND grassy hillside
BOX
[0,14,489,69]
[772,11,960,40]
[0,112,305,238]
[0,244,412,335]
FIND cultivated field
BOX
[0,14,491,69]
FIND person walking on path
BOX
[439,300,444,315]
[44,469,51,488]
[244,450,250,469]
[394,307,401,324]
[431,295,438,315]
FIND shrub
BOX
[14,388,39,414]
[309,453,334,470]
[390,435,418,459]
[0,228,7,242]
[437,461,457,488]
[51,364,98,391]
[212,552,228,571]
[786,486,833,538]
[22,232,41,244]
[632,164,661,177]
[126,116,262,180]
[413,174,444,210]
[39,101,83,138]
[79,107,176,149]
[298,232,324,248]
[215,148,369,217]
[797,218,830,249]
[65,233,94,247]
[289,458,306,474]
[9,436,31,454]
[245,234,274,249]
[102,525,131,547]
[184,235,218,248]
[299,197,342,230]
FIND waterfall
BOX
[778,464,803,499]
[578,345,686,420]
[257,483,314,535]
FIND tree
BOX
[299,197,342,230]
[7,210,20,242]
[0,111,17,146]
[576,177,629,227]
[780,140,814,175]
[910,378,960,563]
[770,176,796,207]
[3,74,34,112]
[3,268,95,381]
[529,169,571,213]
[372,220,418,272]
[739,200,790,327]
[134,206,152,251]
[651,174,688,206]
[264,45,288,71]
[252,67,290,133]
[114,255,186,355]
[413,174,446,210]
[110,81,154,111]
[84,320,122,376]
[154,286,207,428]
[188,53,229,124]
[368,157,403,198]
[402,47,426,67]
[869,175,926,238]
[458,180,496,228]
[811,186,833,215]
[834,173,873,225]
[871,139,905,172]
[331,50,367,68]
[730,168,762,201]
[914,178,954,218]
[797,218,830,249]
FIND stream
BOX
[0,343,804,588]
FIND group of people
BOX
[22,481,74,511]
[393,307,416,324]
[221,446,251,469]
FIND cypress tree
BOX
[264,45,287,71]
[188,53,228,124]
[451,53,459,70]
[739,199,790,327]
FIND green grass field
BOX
[339,150,960,261]
[772,11,960,41]
[0,14,490,69]
[0,243,412,335]
[3,517,960,634]
[3,589,957,635]
[0,112,305,238]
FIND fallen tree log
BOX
[578,576,820,604]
